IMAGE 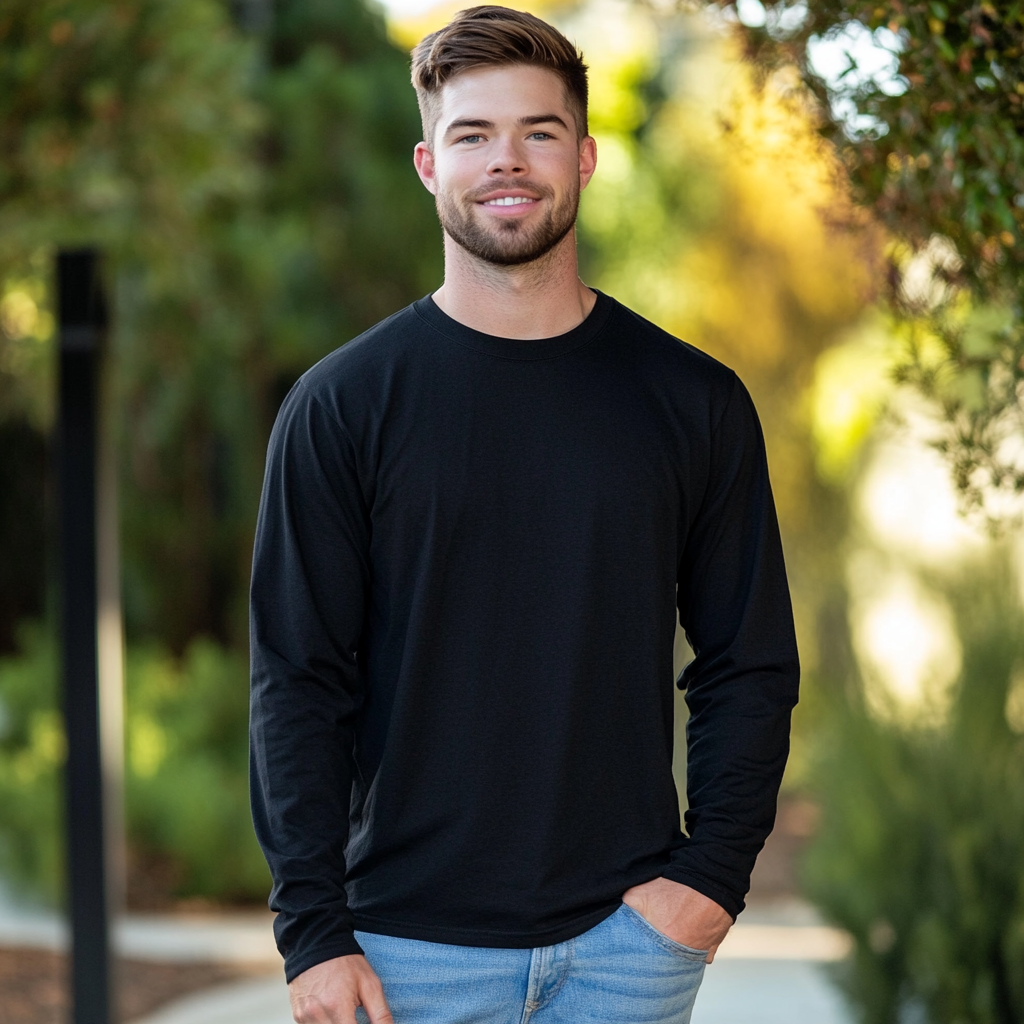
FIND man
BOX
[249,7,799,1023]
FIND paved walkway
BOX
[0,901,279,963]
[133,958,854,1024]
[132,931,854,1024]
[0,889,854,1023]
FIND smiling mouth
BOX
[481,196,537,206]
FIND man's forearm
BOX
[249,652,363,980]
[666,699,794,918]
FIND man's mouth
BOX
[482,196,537,207]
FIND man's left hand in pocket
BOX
[622,877,733,963]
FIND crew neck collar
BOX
[412,289,613,361]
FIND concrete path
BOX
[132,975,290,1024]
[0,901,279,964]
[0,881,277,964]
[130,900,855,1024]
[126,921,856,1024]
[691,899,853,1024]
[694,960,851,1024]
[0,887,854,1023]
[133,957,855,1024]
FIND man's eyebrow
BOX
[443,114,571,136]
[519,114,571,131]
[444,118,495,135]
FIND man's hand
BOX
[622,877,733,963]
[289,954,393,1024]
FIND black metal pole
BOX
[58,248,112,1024]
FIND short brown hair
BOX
[411,6,589,146]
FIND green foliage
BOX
[724,0,1023,275]
[714,0,1024,514]
[0,0,260,247]
[125,639,269,903]
[0,0,442,652]
[0,623,64,904]
[803,561,1024,1024]
[0,626,267,905]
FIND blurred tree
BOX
[117,0,441,650]
[0,0,441,651]
[709,0,1024,514]
[0,0,262,650]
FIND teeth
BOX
[485,196,533,206]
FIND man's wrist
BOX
[284,939,366,985]
[659,866,741,921]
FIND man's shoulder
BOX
[605,295,738,395]
[299,299,425,396]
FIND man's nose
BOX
[486,136,528,176]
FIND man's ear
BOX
[579,135,597,191]
[414,142,437,195]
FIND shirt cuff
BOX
[284,935,366,985]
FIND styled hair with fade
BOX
[410,6,589,147]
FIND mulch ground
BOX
[0,947,271,1024]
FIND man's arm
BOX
[658,374,800,930]
[249,379,375,990]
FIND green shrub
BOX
[0,625,268,906]
[0,622,64,904]
[803,563,1024,1024]
[125,639,269,904]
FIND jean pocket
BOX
[619,902,710,962]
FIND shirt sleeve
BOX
[664,373,800,920]
[249,378,370,982]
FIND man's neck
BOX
[431,230,597,340]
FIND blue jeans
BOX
[354,902,707,1023]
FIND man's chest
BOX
[350,356,709,585]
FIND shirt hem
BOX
[351,902,620,949]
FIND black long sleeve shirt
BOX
[249,290,799,983]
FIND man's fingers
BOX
[363,1002,395,1024]
[359,978,394,1024]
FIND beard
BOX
[435,178,580,267]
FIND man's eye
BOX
[529,132,553,140]
[459,135,484,144]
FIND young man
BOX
[249,7,799,1023]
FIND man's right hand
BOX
[289,954,394,1024]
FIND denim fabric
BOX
[354,902,707,1024]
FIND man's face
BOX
[414,65,597,267]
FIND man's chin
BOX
[476,243,560,267]
[447,222,574,268]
